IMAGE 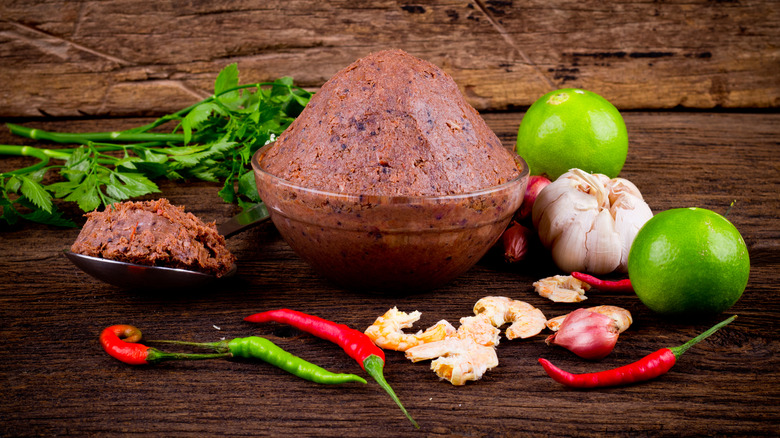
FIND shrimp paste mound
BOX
[261,49,520,196]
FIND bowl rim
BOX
[251,142,530,202]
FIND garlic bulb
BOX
[531,168,653,274]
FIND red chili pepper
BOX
[100,325,152,365]
[539,315,736,388]
[99,325,229,365]
[571,271,634,292]
[245,309,418,428]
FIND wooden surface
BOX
[2,1,780,436]
[1,0,778,118]
[1,113,778,437]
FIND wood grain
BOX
[1,113,778,436]
[1,0,778,118]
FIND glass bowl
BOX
[252,143,529,292]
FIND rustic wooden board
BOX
[1,0,778,118]
[0,112,778,436]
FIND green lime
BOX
[516,88,628,180]
[628,207,750,316]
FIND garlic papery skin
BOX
[532,168,653,274]
[608,179,654,271]
[545,308,620,360]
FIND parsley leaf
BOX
[19,175,53,213]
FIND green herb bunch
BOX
[0,64,311,227]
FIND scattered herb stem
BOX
[1,64,311,227]
[0,145,51,175]
[6,124,187,145]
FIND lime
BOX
[516,88,628,180]
[628,207,750,316]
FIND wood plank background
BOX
[1,113,778,437]
[1,1,779,436]
[1,0,778,118]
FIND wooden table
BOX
[1,1,778,436]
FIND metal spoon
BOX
[64,202,270,289]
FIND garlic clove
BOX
[610,192,653,272]
[570,169,610,209]
[532,170,593,227]
[535,183,600,248]
[532,176,570,231]
[607,177,644,204]
[584,208,622,274]
[551,208,598,272]
[535,202,574,248]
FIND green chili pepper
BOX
[151,336,366,385]
[226,336,367,385]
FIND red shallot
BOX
[502,222,533,263]
[516,175,552,220]
[545,308,620,360]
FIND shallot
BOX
[545,308,620,360]
[516,175,552,220]
[502,222,533,263]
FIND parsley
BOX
[0,64,311,227]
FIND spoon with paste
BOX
[64,199,269,289]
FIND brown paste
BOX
[261,49,520,196]
[71,199,236,277]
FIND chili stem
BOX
[147,339,228,352]
[146,349,232,364]
[669,314,737,358]
[364,355,419,429]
